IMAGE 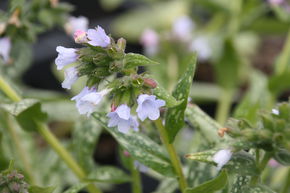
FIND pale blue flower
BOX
[172,15,194,41]
[134,160,148,173]
[55,46,78,70]
[107,104,139,133]
[71,87,109,116]
[0,37,11,63]
[87,26,111,47]
[65,16,89,35]
[212,149,232,170]
[61,67,78,89]
[136,94,165,121]
[272,109,279,115]
[190,37,212,61]
[140,29,159,56]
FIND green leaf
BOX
[86,166,131,184]
[73,119,102,171]
[165,54,197,143]
[230,175,251,193]
[185,104,223,143]
[92,113,175,177]
[153,84,182,108]
[152,178,178,193]
[269,72,290,97]
[28,186,55,193]
[185,170,228,193]
[185,150,216,164]
[274,148,290,166]
[234,70,272,124]
[124,53,158,69]
[215,39,240,89]
[63,183,88,193]
[0,99,47,132]
[242,184,276,193]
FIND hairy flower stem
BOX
[281,168,290,193]
[250,152,273,185]
[215,88,234,125]
[129,158,142,193]
[0,75,102,193]
[154,119,187,192]
[5,114,36,184]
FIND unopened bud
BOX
[218,127,230,137]
[0,23,6,35]
[74,30,87,44]
[144,78,157,88]
[123,151,130,157]
[49,0,59,7]
[117,38,126,51]
[111,103,117,112]
[8,9,21,27]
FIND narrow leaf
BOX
[185,170,228,193]
[63,183,88,193]
[124,53,158,69]
[165,54,197,143]
[153,84,181,107]
[28,186,55,193]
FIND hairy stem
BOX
[215,88,234,125]
[281,168,290,193]
[154,119,187,192]
[0,75,102,193]
[129,158,142,193]
[276,29,290,75]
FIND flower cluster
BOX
[55,26,165,133]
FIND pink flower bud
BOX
[74,30,88,44]
[143,78,157,88]
[123,151,130,157]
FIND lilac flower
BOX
[61,67,78,89]
[272,109,279,115]
[136,94,165,121]
[65,16,89,35]
[268,0,284,5]
[0,37,11,63]
[190,37,212,61]
[212,149,232,170]
[55,46,78,70]
[72,88,109,116]
[134,160,148,173]
[140,29,159,56]
[107,104,139,133]
[87,26,111,47]
[172,15,194,41]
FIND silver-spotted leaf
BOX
[124,53,158,69]
[165,54,197,143]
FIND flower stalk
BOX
[154,118,187,192]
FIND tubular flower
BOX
[61,67,78,89]
[55,46,78,70]
[136,94,165,121]
[87,26,111,47]
[107,104,139,133]
[71,87,109,116]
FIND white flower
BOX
[190,37,212,61]
[136,94,165,121]
[140,29,159,56]
[212,149,232,170]
[107,104,139,133]
[272,109,279,115]
[65,16,89,35]
[134,160,148,173]
[0,37,11,63]
[87,26,111,47]
[61,67,78,89]
[72,87,109,116]
[55,46,78,70]
[172,15,194,41]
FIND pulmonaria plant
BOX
[55,25,165,133]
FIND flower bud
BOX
[143,78,157,88]
[74,30,88,44]
[117,38,126,52]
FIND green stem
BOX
[215,88,234,125]
[0,75,101,193]
[129,158,142,193]
[5,114,36,184]
[281,168,290,193]
[154,119,187,192]
[276,28,290,74]
[250,152,272,185]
